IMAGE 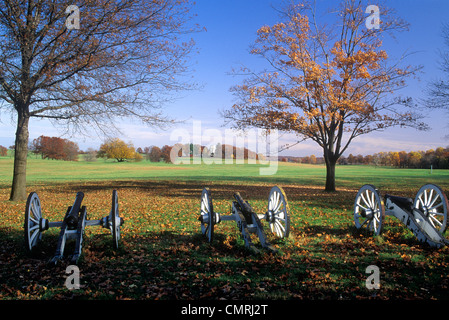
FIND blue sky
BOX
[1,0,449,157]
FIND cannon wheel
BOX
[267,186,290,238]
[24,192,47,251]
[414,184,448,234]
[200,187,214,242]
[354,184,384,236]
[111,190,121,249]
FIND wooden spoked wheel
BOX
[354,184,384,235]
[200,187,215,242]
[24,192,48,251]
[414,184,448,234]
[110,190,122,249]
[267,186,290,238]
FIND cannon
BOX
[199,186,290,253]
[353,184,449,248]
[24,190,124,264]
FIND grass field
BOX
[1,156,447,189]
[0,156,449,300]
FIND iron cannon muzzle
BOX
[233,192,254,223]
[64,192,85,229]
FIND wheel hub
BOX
[360,208,374,219]
[265,210,275,223]
[39,218,49,231]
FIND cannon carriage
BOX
[24,190,124,264]
[199,186,290,253]
[353,184,449,248]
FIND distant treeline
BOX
[2,135,81,161]
[0,138,264,163]
[138,143,264,163]
[4,138,446,169]
[282,147,449,169]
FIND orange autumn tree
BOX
[98,138,136,162]
[224,1,427,191]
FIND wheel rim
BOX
[111,190,120,249]
[414,184,448,234]
[24,192,43,251]
[200,188,214,242]
[267,186,290,238]
[354,185,384,235]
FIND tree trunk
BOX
[324,155,337,192]
[10,111,30,201]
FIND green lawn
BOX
[1,157,449,300]
[1,156,447,192]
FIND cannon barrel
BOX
[64,192,85,229]
[233,192,254,223]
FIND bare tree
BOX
[84,147,97,162]
[0,0,199,200]
[424,22,449,135]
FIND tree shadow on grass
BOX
[6,179,447,299]
[3,223,447,300]
[302,225,351,237]
[28,179,347,198]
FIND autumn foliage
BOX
[0,145,7,156]
[1,179,449,300]
[225,1,426,191]
[98,138,139,162]
[30,135,79,161]
[147,146,162,162]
